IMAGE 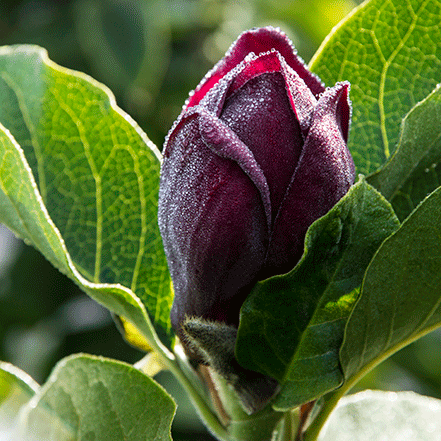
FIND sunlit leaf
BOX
[15,354,176,441]
[0,362,39,439]
[340,186,441,387]
[368,84,441,221]
[310,0,441,175]
[0,45,173,345]
[236,178,399,410]
[318,390,441,441]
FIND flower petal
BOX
[159,112,269,329]
[264,82,355,276]
[186,26,325,109]
[223,50,317,137]
[199,110,272,231]
[218,68,304,222]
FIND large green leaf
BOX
[309,0,441,175]
[14,354,176,441]
[368,85,441,221]
[340,186,441,386]
[236,178,399,410]
[0,45,173,345]
[0,123,161,351]
[317,390,441,441]
[0,362,39,437]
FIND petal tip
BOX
[186,26,326,109]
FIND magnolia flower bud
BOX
[159,26,355,336]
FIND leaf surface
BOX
[368,85,441,221]
[236,178,399,410]
[15,354,176,441]
[310,0,441,175]
[0,45,173,345]
[318,390,441,441]
[0,362,39,439]
[340,186,441,384]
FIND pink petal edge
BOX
[186,27,325,110]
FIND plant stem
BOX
[170,362,230,441]
[303,320,441,441]
[162,359,230,441]
[138,326,230,441]
[270,409,301,441]
[302,360,371,441]
[279,411,296,441]
[208,369,285,441]
[302,390,345,441]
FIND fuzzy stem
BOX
[161,358,230,441]
[281,410,300,441]
[208,369,285,441]
[302,390,344,441]
[136,332,229,441]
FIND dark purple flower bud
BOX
[159,27,355,336]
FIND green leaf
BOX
[15,354,176,441]
[340,186,441,386]
[368,85,441,221]
[236,178,400,410]
[318,390,441,441]
[0,362,39,437]
[0,123,160,353]
[309,0,441,175]
[0,45,173,345]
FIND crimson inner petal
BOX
[220,72,304,223]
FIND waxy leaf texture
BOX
[15,355,176,441]
[0,362,39,437]
[341,186,441,386]
[236,178,399,410]
[318,391,441,441]
[369,85,441,221]
[310,0,441,175]
[0,45,173,345]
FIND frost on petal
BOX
[277,54,317,137]
[219,69,304,222]
[230,27,325,96]
[199,111,272,231]
[199,74,235,116]
[264,82,355,277]
[186,26,325,109]
[334,82,351,143]
[225,51,283,97]
[159,113,269,331]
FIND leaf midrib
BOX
[374,0,423,160]
[0,71,47,202]
[51,87,104,283]
[282,186,367,383]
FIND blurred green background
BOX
[1,0,440,439]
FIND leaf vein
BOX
[376,0,430,159]
[0,72,47,201]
